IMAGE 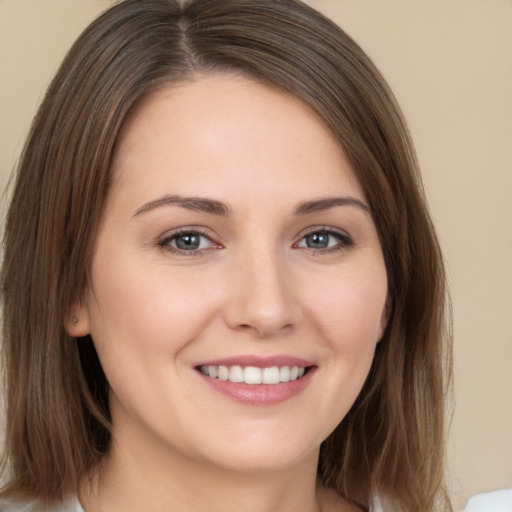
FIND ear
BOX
[65,300,91,338]
[377,296,391,342]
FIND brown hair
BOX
[1,1,452,510]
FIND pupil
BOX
[176,234,200,250]
[306,232,328,249]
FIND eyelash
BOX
[157,227,354,256]
[158,228,221,256]
[293,227,355,254]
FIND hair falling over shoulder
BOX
[1,1,452,511]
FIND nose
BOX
[222,248,300,339]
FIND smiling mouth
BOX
[198,365,309,385]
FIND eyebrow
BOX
[294,197,370,215]
[133,195,231,217]
[133,194,369,218]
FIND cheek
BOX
[304,261,387,346]
[306,261,386,375]
[303,264,387,428]
[84,250,215,377]
[83,258,216,414]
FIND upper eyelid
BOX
[159,226,216,240]
[158,227,221,248]
[295,225,352,240]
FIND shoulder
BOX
[461,489,512,512]
[0,496,83,512]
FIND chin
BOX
[204,446,318,475]
[185,425,324,475]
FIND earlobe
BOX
[65,302,91,338]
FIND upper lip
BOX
[195,355,315,368]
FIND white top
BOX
[1,489,511,511]
[461,489,512,512]
[0,497,82,512]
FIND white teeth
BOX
[229,365,244,383]
[199,364,308,385]
[262,366,280,384]
[244,366,262,384]
[218,366,229,381]
[279,366,290,382]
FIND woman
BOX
[0,1,452,511]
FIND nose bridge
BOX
[224,239,298,337]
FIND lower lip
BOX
[197,368,315,406]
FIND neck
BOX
[81,435,325,512]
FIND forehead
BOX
[108,73,364,207]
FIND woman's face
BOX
[73,74,388,473]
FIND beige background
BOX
[1,1,511,510]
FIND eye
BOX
[158,229,220,254]
[295,229,353,252]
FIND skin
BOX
[69,74,387,512]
